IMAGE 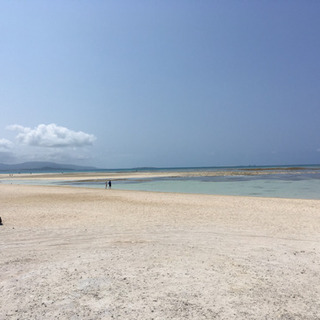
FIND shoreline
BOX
[1,169,320,201]
[1,183,320,319]
[1,181,319,201]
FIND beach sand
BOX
[1,179,320,319]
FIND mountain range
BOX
[0,161,96,171]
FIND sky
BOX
[0,1,319,169]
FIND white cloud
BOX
[6,124,29,133]
[0,138,13,150]
[7,123,96,148]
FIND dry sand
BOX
[1,179,320,319]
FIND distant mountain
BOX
[0,161,96,171]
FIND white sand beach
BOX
[1,176,320,319]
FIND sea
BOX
[1,165,320,200]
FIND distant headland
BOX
[0,161,96,172]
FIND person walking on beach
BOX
[108,180,112,189]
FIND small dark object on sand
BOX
[0,217,2,225]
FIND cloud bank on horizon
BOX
[7,124,96,148]
[0,124,96,164]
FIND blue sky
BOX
[0,1,319,168]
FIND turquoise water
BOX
[110,176,320,199]
[107,174,320,199]
[1,166,320,199]
[51,170,320,200]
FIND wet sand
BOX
[1,180,320,319]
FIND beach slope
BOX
[1,184,320,319]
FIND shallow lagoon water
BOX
[2,168,320,200]
[54,173,320,200]
[112,175,320,199]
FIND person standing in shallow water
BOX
[108,180,112,189]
